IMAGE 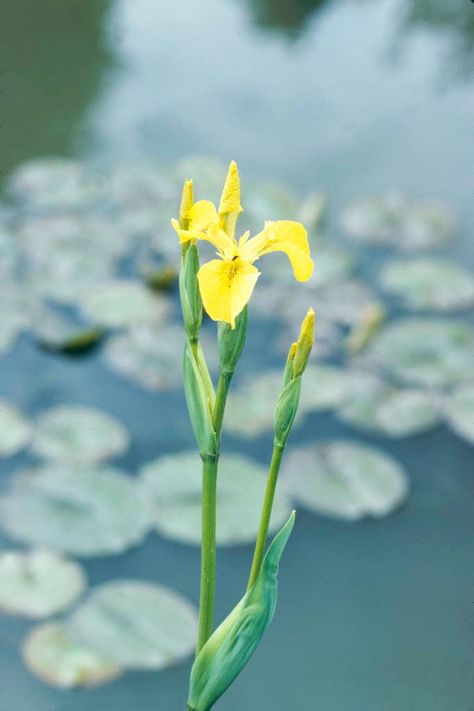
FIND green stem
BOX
[197,454,218,652]
[196,369,232,655]
[247,441,285,590]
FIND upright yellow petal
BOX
[198,258,260,328]
[189,200,219,231]
[240,220,313,282]
[218,161,243,216]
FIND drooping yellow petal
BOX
[197,258,260,328]
[218,161,243,216]
[171,217,196,244]
[240,220,313,282]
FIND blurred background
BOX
[0,1,473,710]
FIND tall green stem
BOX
[197,454,218,652]
[247,441,284,590]
[196,369,232,654]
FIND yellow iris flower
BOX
[172,162,313,328]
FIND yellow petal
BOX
[241,220,313,282]
[198,258,260,328]
[218,161,243,216]
[189,200,219,231]
[171,217,195,244]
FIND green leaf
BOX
[68,580,198,671]
[0,549,86,619]
[23,622,121,689]
[188,512,295,711]
[183,339,217,459]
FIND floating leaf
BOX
[108,161,175,206]
[300,365,359,413]
[0,400,32,456]
[367,318,474,387]
[0,549,86,618]
[336,377,441,437]
[0,465,151,556]
[5,158,106,209]
[31,405,129,464]
[379,257,474,312]
[34,310,104,355]
[68,580,197,670]
[342,192,455,250]
[0,227,20,280]
[80,280,171,328]
[140,452,292,546]
[242,181,298,232]
[23,622,121,689]
[284,440,409,521]
[443,384,474,444]
[224,371,293,438]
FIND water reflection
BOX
[245,0,330,37]
[394,0,474,78]
[1,0,113,179]
[245,0,474,78]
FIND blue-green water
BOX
[1,1,473,709]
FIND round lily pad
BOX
[300,365,359,413]
[443,384,474,444]
[379,258,474,312]
[68,580,198,670]
[140,452,292,546]
[5,158,106,209]
[0,465,151,556]
[33,310,104,355]
[342,192,455,250]
[0,400,32,456]
[367,318,474,387]
[284,440,409,521]
[80,280,171,328]
[0,549,86,618]
[31,405,130,464]
[23,622,121,689]
[336,377,441,437]
[225,371,296,438]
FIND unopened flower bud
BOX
[218,307,248,376]
[179,179,194,229]
[292,307,314,378]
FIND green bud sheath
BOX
[183,338,217,459]
[217,307,248,375]
[180,243,203,343]
[188,512,296,711]
[273,376,302,448]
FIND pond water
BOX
[1,1,473,710]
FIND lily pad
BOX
[80,280,171,328]
[367,318,474,387]
[0,400,32,456]
[0,549,86,618]
[443,384,474,444]
[31,405,130,464]
[224,371,293,437]
[283,440,409,521]
[5,158,106,209]
[0,465,151,556]
[105,325,216,390]
[300,365,357,413]
[33,310,104,355]
[336,377,441,437]
[140,452,292,546]
[342,192,455,250]
[23,622,121,689]
[379,257,474,312]
[68,580,198,670]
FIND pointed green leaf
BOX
[188,512,295,711]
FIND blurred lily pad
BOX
[140,452,292,546]
[443,384,474,444]
[0,465,151,556]
[0,286,31,353]
[0,549,86,618]
[379,257,474,312]
[298,191,328,231]
[105,324,216,390]
[31,405,129,464]
[68,580,198,670]
[33,309,104,355]
[284,440,409,521]
[0,400,32,456]
[5,158,106,209]
[336,377,441,437]
[225,371,292,437]
[23,622,121,689]
[80,280,171,328]
[342,192,455,250]
[367,318,474,387]
[242,181,298,232]
[108,161,175,206]
[300,365,357,413]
